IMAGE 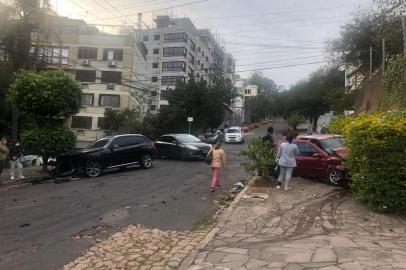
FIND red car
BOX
[292,134,348,186]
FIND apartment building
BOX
[35,16,147,143]
[244,85,258,97]
[141,15,235,113]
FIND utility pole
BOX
[382,38,386,76]
[402,14,406,59]
[370,46,373,80]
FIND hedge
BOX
[343,112,406,213]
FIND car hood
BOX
[61,147,104,157]
[334,148,348,160]
[183,142,211,150]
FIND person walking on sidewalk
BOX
[208,141,227,192]
[9,141,25,180]
[275,134,299,191]
[0,137,9,178]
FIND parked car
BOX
[155,134,211,160]
[56,134,156,177]
[203,130,224,144]
[292,134,348,186]
[224,127,245,144]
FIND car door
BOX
[107,136,131,167]
[123,135,145,163]
[165,136,180,159]
[155,136,170,157]
[294,141,327,178]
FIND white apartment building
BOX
[244,85,258,97]
[141,15,235,113]
[37,16,147,143]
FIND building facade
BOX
[141,15,235,113]
[36,17,147,143]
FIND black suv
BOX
[56,134,156,177]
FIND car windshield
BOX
[320,137,345,153]
[227,128,240,134]
[87,138,110,149]
[176,134,201,143]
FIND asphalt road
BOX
[0,126,271,270]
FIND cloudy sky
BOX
[50,0,373,88]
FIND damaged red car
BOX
[293,134,348,186]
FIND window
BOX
[164,32,188,43]
[97,117,106,129]
[151,91,157,96]
[78,47,98,59]
[76,70,96,82]
[142,35,149,41]
[163,47,186,57]
[103,48,123,61]
[152,62,159,68]
[189,40,196,51]
[151,76,158,82]
[161,76,183,86]
[99,94,120,107]
[245,89,251,95]
[82,93,94,106]
[158,136,176,143]
[125,135,146,145]
[111,136,127,147]
[35,47,69,65]
[71,116,92,129]
[154,34,160,41]
[101,71,121,84]
[150,105,156,111]
[153,48,159,55]
[162,61,185,71]
[295,142,318,157]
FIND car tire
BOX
[326,170,344,186]
[141,154,153,169]
[85,161,102,177]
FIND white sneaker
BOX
[11,176,15,181]
[276,186,281,190]
[19,176,25,179]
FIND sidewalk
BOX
[187,178,406,270]
[0,165,46,186]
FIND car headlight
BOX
[186,145,199,150]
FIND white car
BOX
[224,127,245,144]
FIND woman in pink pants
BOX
[209,141,227,192]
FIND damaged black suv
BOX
[56,134,157,177]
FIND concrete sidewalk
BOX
[0,165,46,186]
[187,178,406,270]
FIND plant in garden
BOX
[239,138,276,178]
[343,112,406,213]
[382,54,406,111]
[21,128,76,170]
[327,115,354,135]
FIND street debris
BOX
[19,223,31,228]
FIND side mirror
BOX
[313,153,322,158]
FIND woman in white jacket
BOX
[275,134,299,190]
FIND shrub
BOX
[343,112,406,213]
[328,115,354,135]
[287,114,306,130]
[239,138,276,178]
[21,128,76,171]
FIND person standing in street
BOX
[263,126,274,146]
[208,141,227,192]
[307,125,313,135]
[0,137,9,178]
[9,141,25,180]
[275,134,299,191]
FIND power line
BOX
[238,55,325,67]
[236,61,330,73]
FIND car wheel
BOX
[327,170,343,186]
[85,161,102,177]
[141,154,153,168]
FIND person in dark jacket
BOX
[9,141,24,180]
[263,126,274,146]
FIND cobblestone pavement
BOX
[188,178,406,270]
[63,225,212,270]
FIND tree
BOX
[103,108,143,134]
[331,5,404,75]
[8,69,82,171]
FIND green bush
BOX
[287,114,306,130]
[343,112,406,213]
[21,128,76,170]
[328,115,354,135]
[239,138,276,178]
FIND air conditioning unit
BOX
[108,60,117,67]
[107,83,115,90]
[82,59,91,66]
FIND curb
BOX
[179,182,251,270]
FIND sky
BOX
[50,0,373,88]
